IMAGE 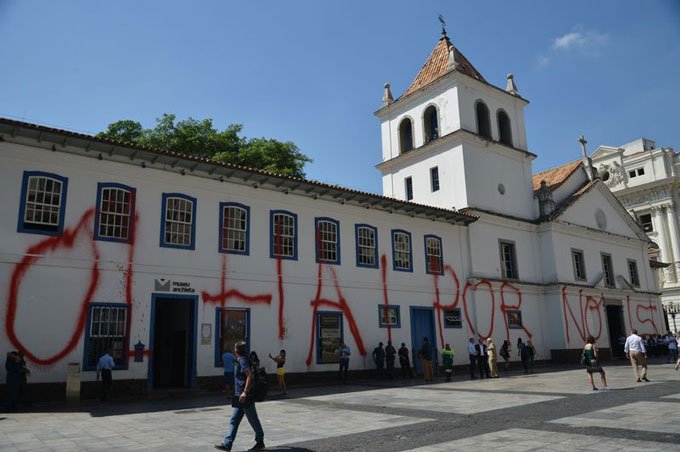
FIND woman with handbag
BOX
[583,335,608,391]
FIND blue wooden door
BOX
[410,307,436,375]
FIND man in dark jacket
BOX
[372,342,386,378]
[398,343,413,378]
[384,341,397,379]
[476,339,490,378]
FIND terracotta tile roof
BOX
[402,36,486,98]
[541,179,598,221]
[532,160,582,192]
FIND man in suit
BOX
[476,339,490,378]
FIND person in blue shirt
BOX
[215,341,265,451]
[96,348,115,401]
[222,349,236,395]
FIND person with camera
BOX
[215,341,265,451]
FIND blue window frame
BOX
[270,210,298,260]
[17,171,69,236]
[315,217,341,265]
[94,183,136,243]
[378,305,401,328]
[355,224,378,268]
[317,311,343,364]
[391,229,413,272]
[160,193,197,250]
[214,307,250,367]
[83,303,129,371]
[219,202,250,255]
[424,234,444,275]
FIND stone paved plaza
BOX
[1,361,679,451]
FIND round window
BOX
[595,209,607,230]
[497,183,506,195]
[601,171,610,182]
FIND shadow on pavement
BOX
[7,358,673,417]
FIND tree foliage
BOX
[97,114,311,178]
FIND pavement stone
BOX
[0,361,678,451]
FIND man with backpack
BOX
[215,341,265,451]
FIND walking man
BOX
[420,337,433,383]
[385,341,397,378]
[96,348,115,402]
[398,343,413,378]
[624,329,649,382]
[441,344,455,382]
[467,338,477,379]
[336,340,351,384]
[372,342,386,379]
[215,341,265,451]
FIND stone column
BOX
[666,204,680,283]
[652,206,670,261]
[652,206,674,285]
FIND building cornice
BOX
[0,118,478,226]
[375,128,536,173]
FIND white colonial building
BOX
[592,138,680,333]
[0,30,664,400]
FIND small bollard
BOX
[66,362,81,404]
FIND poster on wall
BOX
[319,314,341,364]
[201,323,212,345]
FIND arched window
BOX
[399,118,414,153]
[475,101,491,139]
[497,110,513,146]
[423,105,439,143]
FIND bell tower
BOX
[375,30,536,219]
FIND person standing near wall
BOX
[385,341,397,379]
[268,350,287,395]
[487,338,499,378]
[222,348,236,395]
[675,332,680,371]
[215,341,265,451]
[525,340,536,374]
[500,340,511,372]
[398,343,413,378]
[467,338,477,380]
[336,341,351,384]
[420,337,433,383]
[5,351,21,412]
[372,342,386,379]
[16,351,31,408]
[624,329,650,382]
[441,344,455,382]
[96,348,115,402]
[476,339,490,378]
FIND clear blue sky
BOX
[2,1,679,194]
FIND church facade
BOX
[592,138,680,333]
[0,31,664,398]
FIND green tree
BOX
[96,114,311,178]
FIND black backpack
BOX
[251,366,268,402]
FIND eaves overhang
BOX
[376,128,536,173]
[0,118,478,226]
